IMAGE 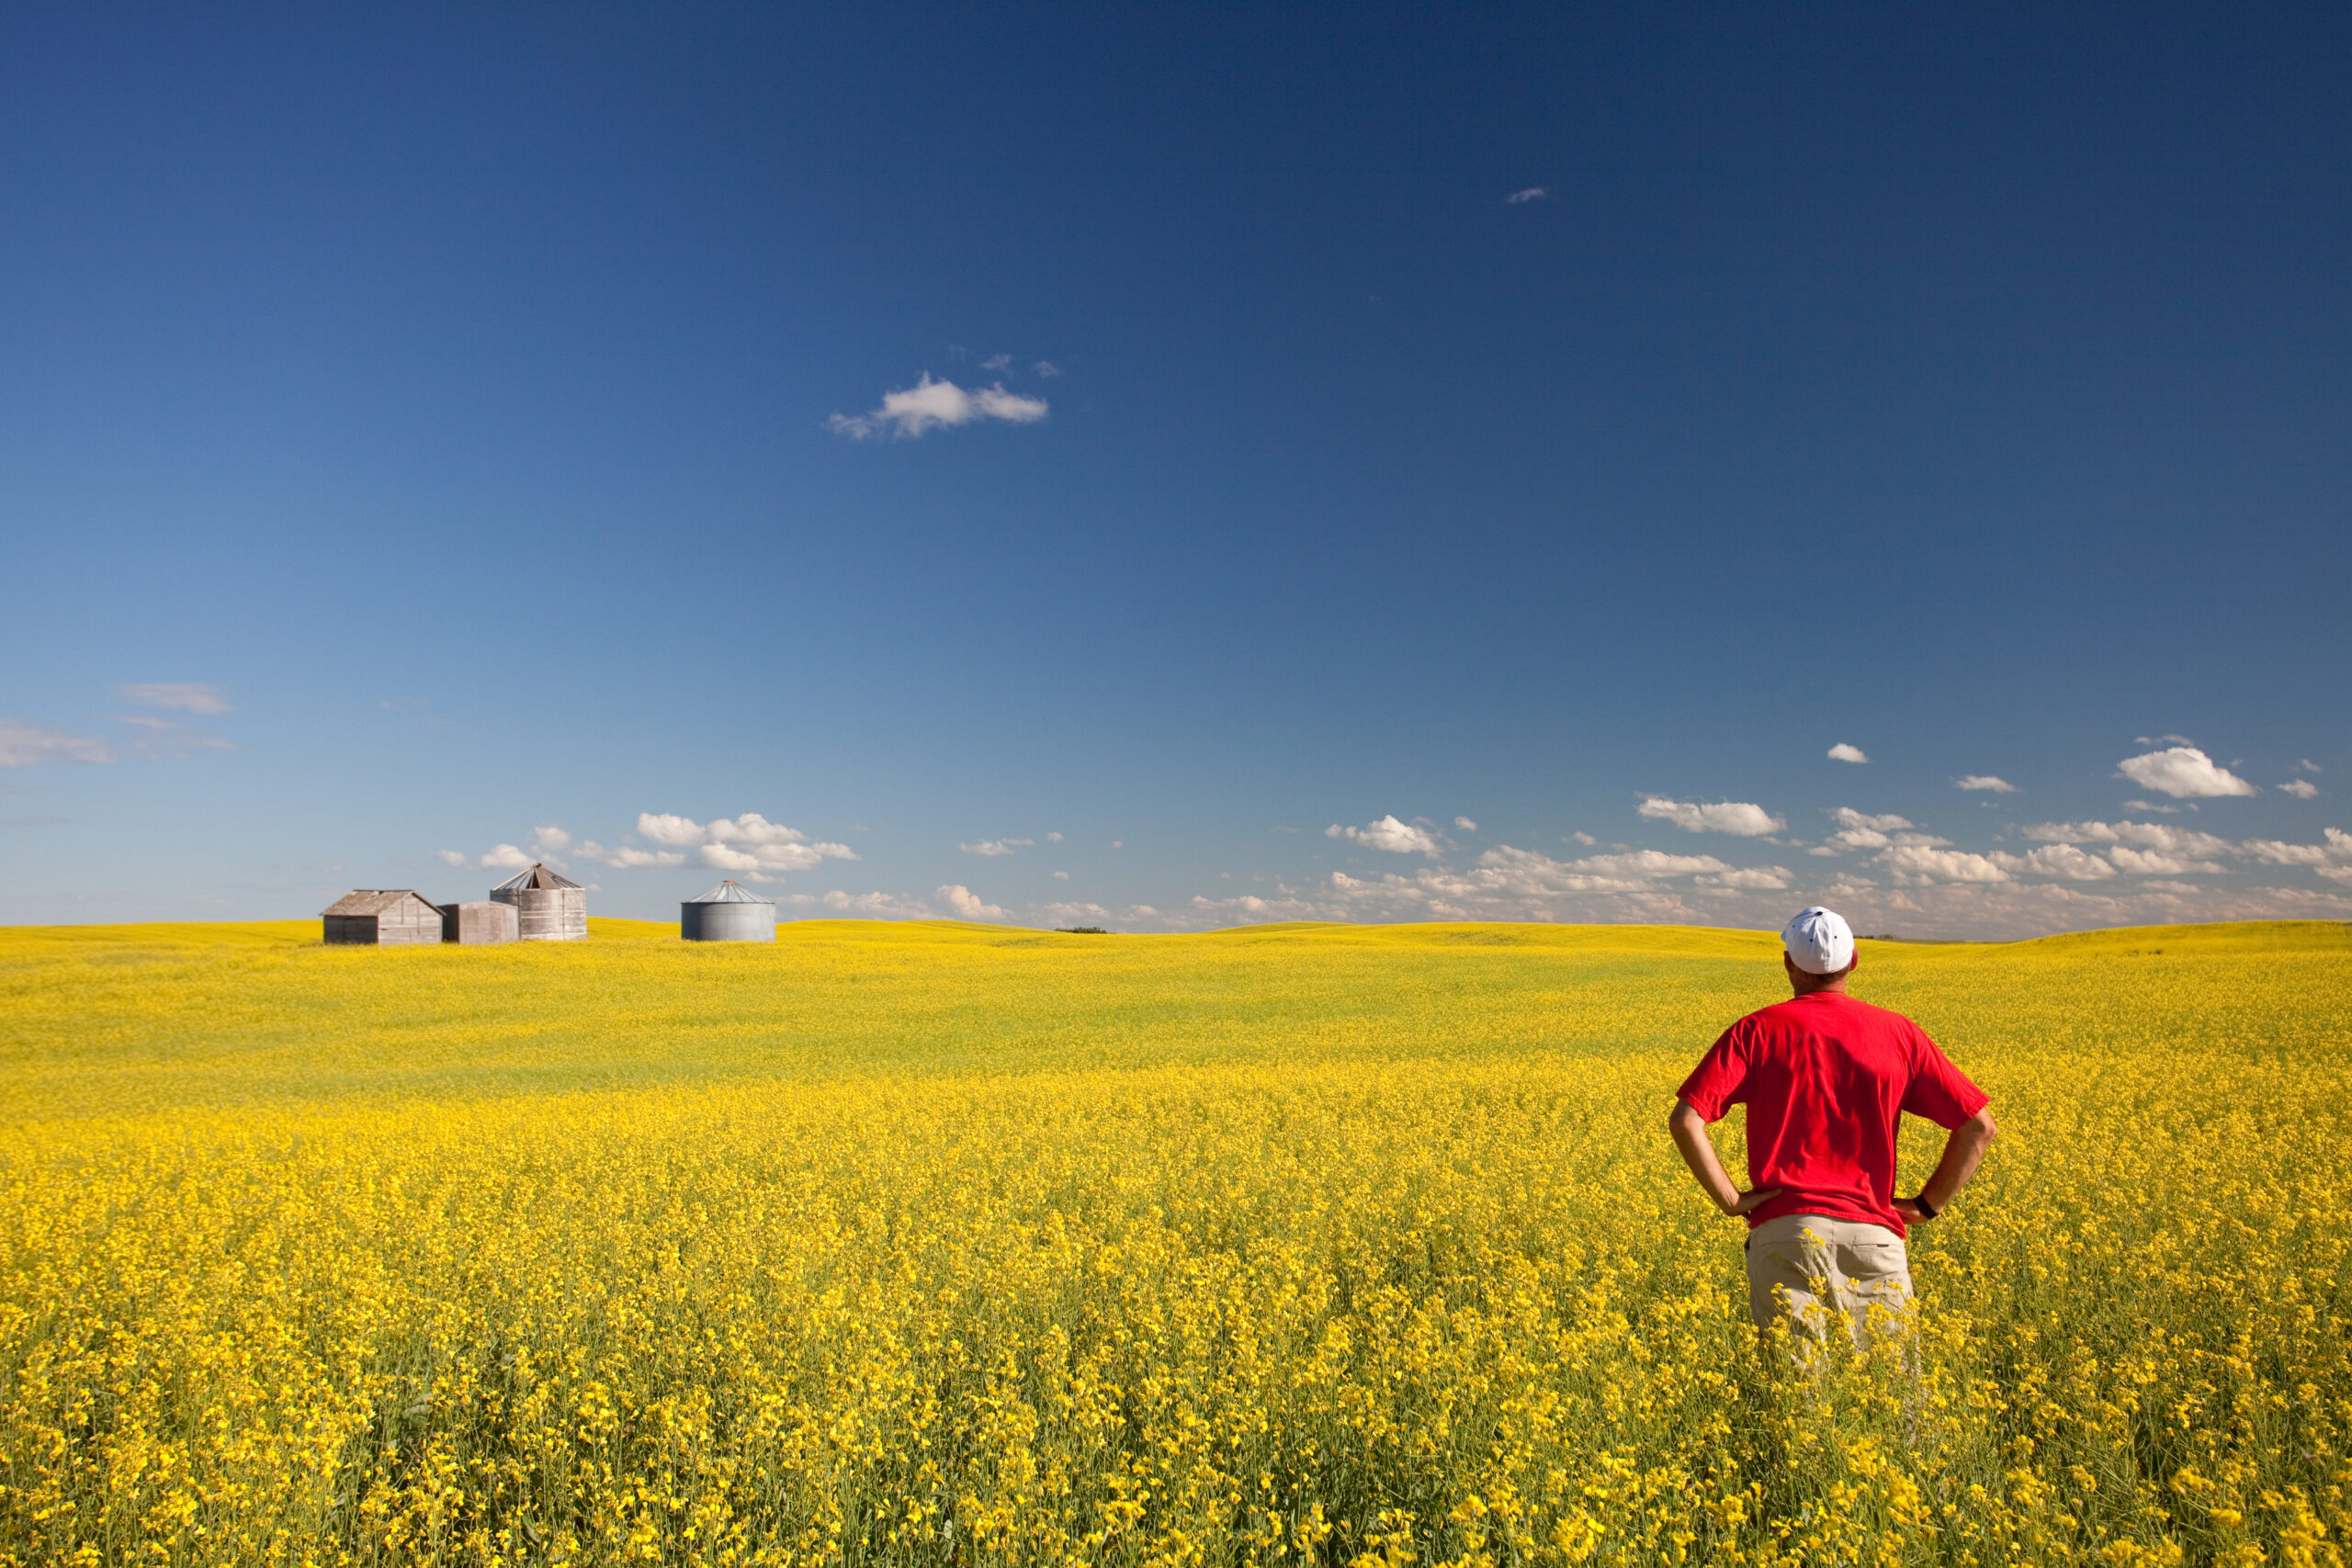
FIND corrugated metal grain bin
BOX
[491,863,587,941]
[681,880,777,942]
[439,900,519,944]
[322,889,445,945]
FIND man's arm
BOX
[1893,1107,1997,1224]
[1668,1100,1782,1217]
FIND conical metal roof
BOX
[685,879,775,904]
[492,863,582,892]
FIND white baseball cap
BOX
[1782,906,1856,975]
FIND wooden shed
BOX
[490,863,587,941]
[439,900,519,944]
[322,889,445,945]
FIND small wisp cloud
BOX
[0,719,114,767]
[1826,743,1869,764]
[116,682,232,716]
[828,374,1048,440]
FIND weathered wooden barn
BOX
[322,889,445,945]
[439,900,519,944]
[491,863,587,941]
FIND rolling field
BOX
[3,918,2349,1567]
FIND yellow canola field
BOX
[2,917,2349,1567]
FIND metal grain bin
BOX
[439,900,519,944]
[490,863,587,941]
[681,880,776,942]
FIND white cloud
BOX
[959,839,1033,857]
[1192,891,1335,924]
[827,374,1049,440]
[1053,870,1070,880]
[1505,186,1549,203]
[1820,807,1914,852]
[1637,797,1784,836]
[2280,779,2319,798]
[937,884,1007,920]
[2240,837,2332,867]
[1954,775,2017,793]
[2022,820,2233,858]
[481,843,533,870]
[1989,844,2117,881]
[0,719,114,767]
[1454,817,1478,831]
[578,841,684,869]
[1774,877,2351,941]
[1393,845,1742,904]
[980,354,1012,372]
[2122,799,2180,814]
[817,889,939,919]
[1827,743,1869,764]
[636,812,856,872]
[707,814,827,848]
[108,687,238,759]
[1568,831,1597,846]
[1566,849,1735,880]
[1034,361,1063,378]
[2299,759,2322,773]
[1326,815,1442,855]
[116,682,232,716]
[1136,823,2352,934]
[2106,845,2225,876]
[2241,829,2352,876]
[1037,900,1114,926]
[110,715,235,758]
[2116,746,2256,799]
[1046,831,1064,842]
[1144,824,2347,934]
[1697,866,1794,891]
[1872,845,2010,886]
[529,826,571,858]
[435,849,469,867]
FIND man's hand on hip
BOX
[1723,1187,1782,1218]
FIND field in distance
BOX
[2,919,2348,1565]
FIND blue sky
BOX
[2,2,2346,937]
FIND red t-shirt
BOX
[1676,990,1988,1238]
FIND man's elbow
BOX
[1668,1099,1702,1133]
[1967,1107,1998,1141]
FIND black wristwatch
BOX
[1910,1192,1940,1219]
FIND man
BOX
[1668,906,1996,1345]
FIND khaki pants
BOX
[1746,1213,1914,1345]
